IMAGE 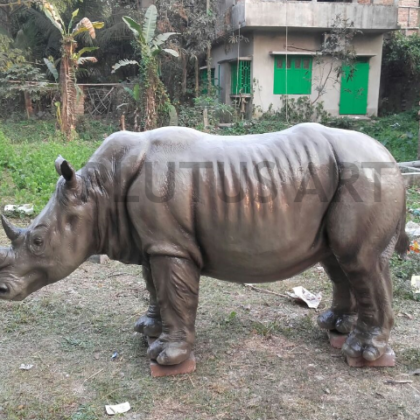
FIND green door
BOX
[339,61,369,115]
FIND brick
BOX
[400,0,418,7]
[150,353,196,378]
[327,330,348,349]
[345,346,396,368]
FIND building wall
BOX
[211,31,384,117]
[227,0,398,31]
[211,36,254,105]
[398,0,420,35]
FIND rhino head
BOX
[0,156,97,301]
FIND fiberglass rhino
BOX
[0,123,409,366]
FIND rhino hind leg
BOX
[327,225,398,362]
[340,259,394,362]
[317,254,357,334]
[146,255,200,366]
[134,265,162,337]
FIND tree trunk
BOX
[206,0,212,96]
[195,59,199,98]
[60,41,77,141]
[418,103,420,159]
[207,42,212,96]
[24,91,33,119]
[181,52,187,96]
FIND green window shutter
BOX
[200,68,216,95]
[231,61,251,95]
[273,55,312,95]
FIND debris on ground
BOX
[410,240,420,253]
[409,208,420,217]
[111,352,119,361]
[384,379,413,385]
[4,204,34,216]
[406,221,420,239]
[286,287,322,309]
[411,275,420,300]
[409,369,420,376]
[397,312,414,320]
[244,284,289,299]
[19,364,34,371]
[105,402,131,415]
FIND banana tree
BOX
[40,2,103,140]
[112,5,179,131]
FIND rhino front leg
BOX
[317,254,357,334]
[146,255,200,366]
[134,265,162,337]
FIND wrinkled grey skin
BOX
[0,123,409,366]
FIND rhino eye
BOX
[33,237,43,247]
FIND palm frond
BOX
[143,5,157,45]
[122,16,144,43]
[162,48,179,57]
[76,46,99,59]
[111,59,139,74]
[72,18,104,39]
[43,57,58,80]
[78,57,98,65]
[39,1,64,34]
[154,32,178,47]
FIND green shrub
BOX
[178,95,237,130]
[0,129,100,213]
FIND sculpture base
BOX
[147,337,196,377]
[150,353,197,377]
[345,346,396,368]
[327,330,348,349]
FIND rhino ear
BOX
[55,155,76,185]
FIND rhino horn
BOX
[1,215,22,241]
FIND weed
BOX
[399,348,420,368]
[390,254,420,300]
[71,405,99,420]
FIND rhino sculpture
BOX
[0,123,409,366]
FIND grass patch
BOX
[0,123,101,213]
[399,348,420,368]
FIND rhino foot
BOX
[134,314,162,337]
[342,325,388,361]
[147,339,192,365]
[317,309,357,334]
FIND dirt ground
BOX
[0,228,419,420]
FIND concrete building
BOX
[210,0,401,117]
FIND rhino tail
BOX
[395,205,410,258]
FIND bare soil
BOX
[0,229,419,420]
